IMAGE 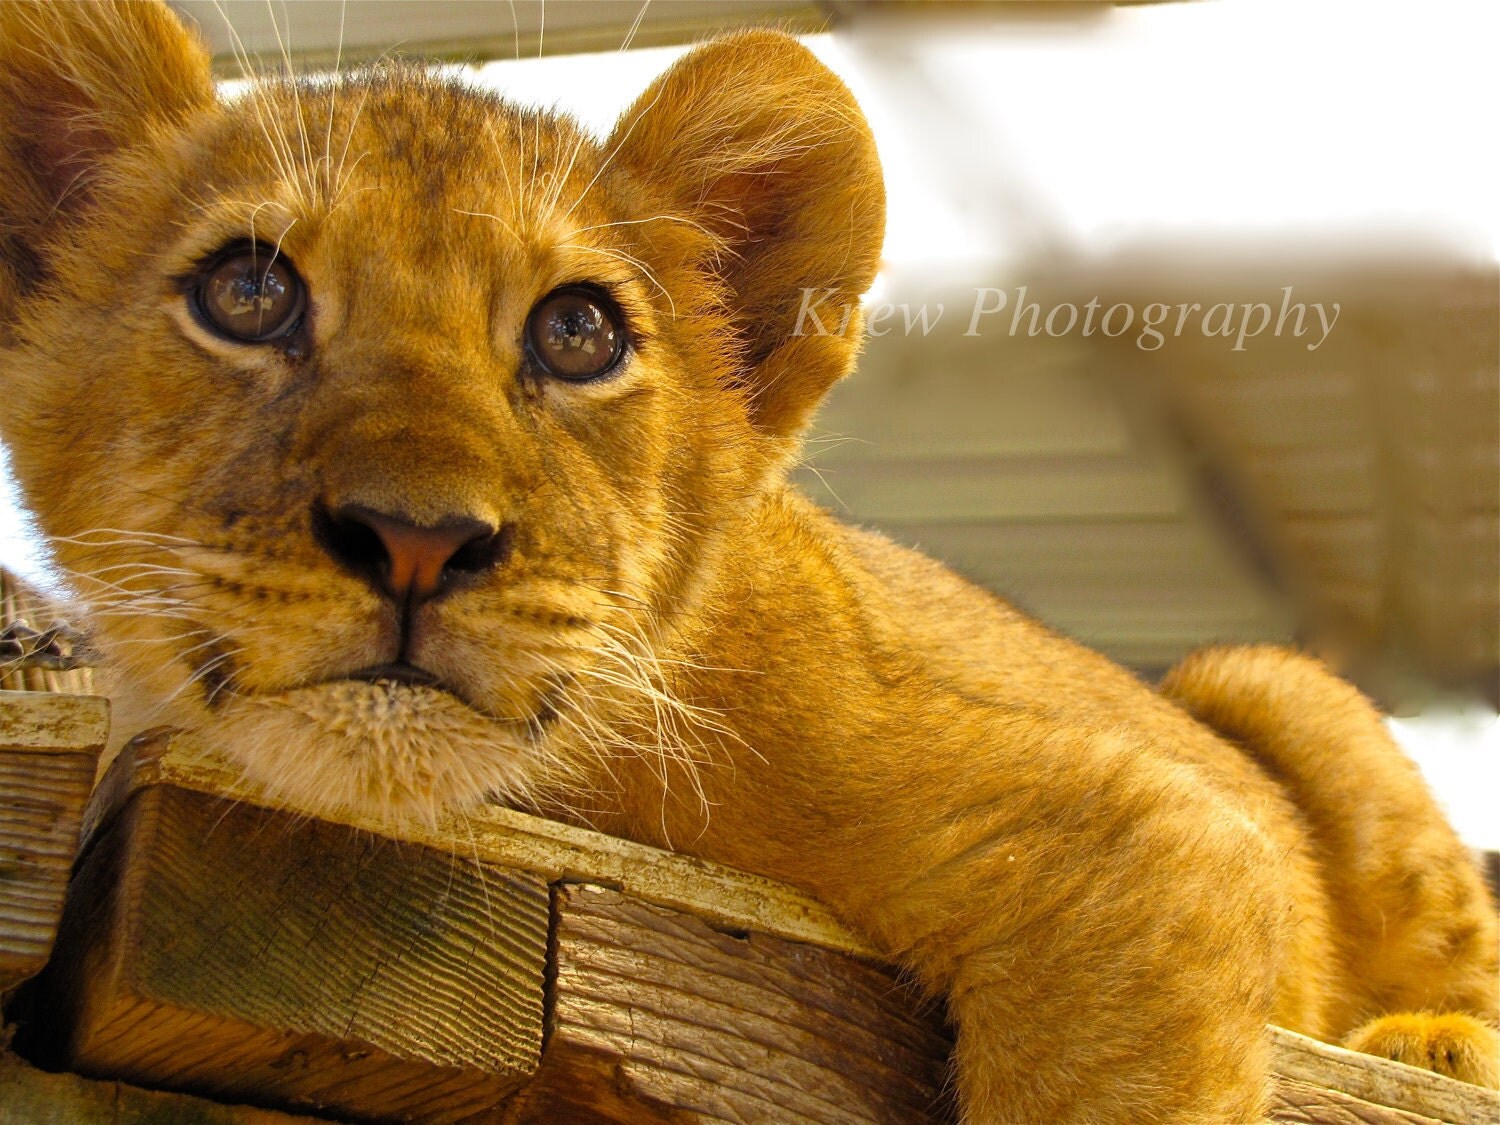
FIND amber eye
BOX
[525,287,625,381]
[194,246,306,342]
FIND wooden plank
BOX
[0,691,109,755]
[0,1047,330,1124]
[824,330,1134,459]
[793,454,1189,522]
[36,783,550,1124]
[1270,1027,1500,1125]
[172,0,828,70]
[92,730,874,959]
[1270,1076,1450,1125]
[0,692,108,991]
[500,882,955,1124]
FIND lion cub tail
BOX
[1160,645,1499,1086]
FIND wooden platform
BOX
[1,691,1497,1124]
[0,692,109,993]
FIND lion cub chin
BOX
[0,2,1495,1121]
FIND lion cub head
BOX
[0,1,882,823]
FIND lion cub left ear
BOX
[608,31,885,441]
[0,0,215,325]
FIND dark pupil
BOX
[548,305,597,350]
[537,294,618,378]
[203,257,297,340]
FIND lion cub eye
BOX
[525,287,625,381]
[194,246,306,343]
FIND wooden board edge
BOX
[0,1046,336,1124]
[93,730,877,960]
[0,703,102,992]
[1271,1026,1500,1125]
[1271,1075,1449,1125]
[0,692,110,754]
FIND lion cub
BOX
[0,3,1495,1121]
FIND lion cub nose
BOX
[315,503,512,605]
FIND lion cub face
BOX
[0,2,882,822]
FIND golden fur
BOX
[0,4,1494,1121]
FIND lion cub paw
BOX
[1343,1012,1499,1087]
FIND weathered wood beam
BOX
[95,727,873,958]
[500,882,953,1123]
[0,1048,323,1125]
[0,691,108,992]
[38,782,550,1123]
[1270,1027,1499,1125]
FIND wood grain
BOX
[498,882,956,1125]
[38,784,549,1123]
[112,730,874,957]
[1271,1027,1500,1125]
[0,1047,327,1125]
[1271,1076,1452,1125]
[0,691,108,991]
[0,691,110,756]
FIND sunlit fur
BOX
[0,3,1494,1121]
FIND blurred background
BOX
[2,1,1494,849]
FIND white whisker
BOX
[562,86,664,224]
[620,1,651,53]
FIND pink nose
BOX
[316,504,511,604]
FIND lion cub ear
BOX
[0,0,215,324]
[608,31,886,440]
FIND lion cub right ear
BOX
[606,32,885,445]
[0,0,214,326]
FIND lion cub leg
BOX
[944,973,1272,1125]
[863,728,1292,1124]
[1162,647,1500,1088]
